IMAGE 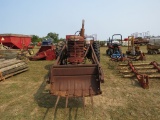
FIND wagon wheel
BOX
[93,41,100,62]
[56,41,66,57]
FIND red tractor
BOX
[106,34,123,58]
[48,20,104,110]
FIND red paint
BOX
[124,38,128,41]
[29,45,56,60]
[0,34,31,49]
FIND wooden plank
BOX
[2,65,28,76]
[0,62,27,73]
[0,59,23,69]
[123,74,135,78]
[0,68,29,81]
[0,49,19,59]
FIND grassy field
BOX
[0,46,160,120]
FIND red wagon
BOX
[0,34,31,49]
[0,34,34,60]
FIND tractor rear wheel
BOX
[93,41,100,62]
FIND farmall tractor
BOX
[48,20,104,110]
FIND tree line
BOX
[31,32,107,47]
[31,32,64,44]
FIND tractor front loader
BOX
[48,20,104,111]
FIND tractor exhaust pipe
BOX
[80,19,85,38]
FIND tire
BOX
[106,49,110,55]
[93,41,100,62]
[150,50,153,54]
[154,50,158,54]
[56,41,66,57]
[106,49,109,55]
[107,48,113,56]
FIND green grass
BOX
[0,46,160,120]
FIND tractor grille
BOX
[67,41,84,64]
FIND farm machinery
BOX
[119,61,160,89]
[0,34,34,60]
[147,38,160,54]
[108,36,146,62]
[106,34,123,58]
[29,38,56,60]
[125,36,146,61]
[134,37,149,45]
[126,36,142,56]
[48,20,104,110]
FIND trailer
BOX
[134,37,149,45]
[147,37,160,54]
[0,34,33,60]
[0,34,31,49]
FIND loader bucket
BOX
[49,64,102,97]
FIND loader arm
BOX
[55,44,67,65]
[90,44,104,83]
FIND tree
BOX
[47,32,59,43]
[31,35,41,43]
[59,38,65,41]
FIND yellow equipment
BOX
[126,36,141,55]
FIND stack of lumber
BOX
[0,49,19,59]
[0,58,28,81]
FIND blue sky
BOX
[0,0,160,40]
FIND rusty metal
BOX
[127,52,146,61]
[53,95,60,115]
[128,62,149,89]
[67,39,85,64]
[150,61,160,72]
[50,64,102,97]
[119,61,160,89]
[80,19,85,38]
[48,20,104,109]
[134,37,149,45]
